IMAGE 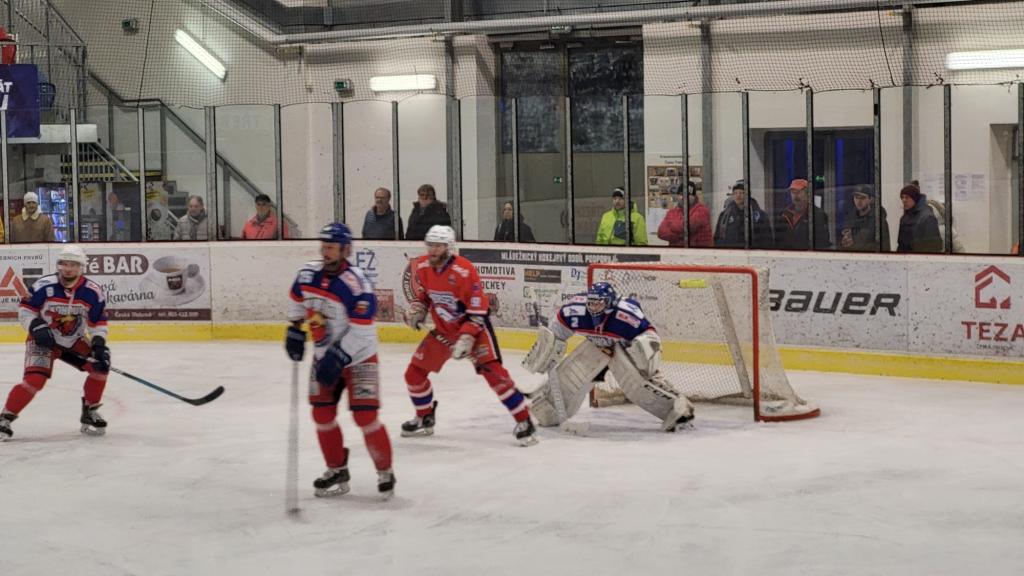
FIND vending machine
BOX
[37,184,73,242]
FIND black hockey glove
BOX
[285,325,306,361]
[90,336,111,374]
[315,343,351,385]
[29,318,55,349]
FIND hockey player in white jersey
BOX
[522,282,695,432]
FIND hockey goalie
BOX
[522,282,695,432]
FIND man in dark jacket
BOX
[774,178,831,250]
[897,183,943,253]
[714,180,773,249]
[494,201,536,242]
[362,187,403,239]
[405,184,452,241]
[840,185,890,252]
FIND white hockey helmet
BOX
[424,225,456,248]
[57,244,87,266]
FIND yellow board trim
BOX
[2,322,1022,385]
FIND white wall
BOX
[344,101,395,236]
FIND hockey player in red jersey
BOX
[401,225,538,446]
[285,223,396,498]
[0,245,111,441]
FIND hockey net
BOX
[588,263,819,422]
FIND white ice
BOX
[2,341,1023,576]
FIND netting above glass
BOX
[40,0,1024,107]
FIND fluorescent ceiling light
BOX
[945,49,1024,71]
[369,74,436,92]
[175,29,227,80]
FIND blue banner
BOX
[0,64,40,138]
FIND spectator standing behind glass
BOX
[773,179,830,250]
[0,210,5,243]
[839,185,890,252]
[596,187,648,246]
[11,192,55,243]
[714,180,773,249]
[405,184,452,241]
[241,194,282,240]
[174,195,209,241]
[494,202,536,243]
[657,181,712,247]
[896,183,943,253]
[363,187,403,240]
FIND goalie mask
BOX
[586,282,617,318]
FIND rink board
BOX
[1,241,1023,384]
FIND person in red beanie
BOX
[773,178,831,250]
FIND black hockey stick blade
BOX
[183,384,226,406]
[109,366,225,406]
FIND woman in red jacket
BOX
[657,182,712,247]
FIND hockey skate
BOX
[0,412,16,441]
[513,418,539,447]
[377,469,396,500]
[401,401,437,437]
[314,466,351,497]
[80,399,107,436]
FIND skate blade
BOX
[314,483,351,498]
[0,434,11,442]
[80,425,106,436]
[517,435,539,447]
[379,489,395,501]
[667,420,695,433]
[400,428,433,438]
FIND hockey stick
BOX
[108,365,225,406]
[63,350,224,406]
[285,361,301,517]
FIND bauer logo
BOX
[85,254,149,276]
[768,290,900,316]
[974,265,1010,310]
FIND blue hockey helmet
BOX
[319,222,353,245]
[586,282,617,316]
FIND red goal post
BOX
[587,263,820,422]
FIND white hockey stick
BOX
[286,361,301,517]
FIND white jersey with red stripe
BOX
[19,274,108,348]
[410,253,488,338]
[288,260,378,364]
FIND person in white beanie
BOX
[11,191,55,243]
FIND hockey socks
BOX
[479,362,530,422]
[312,405,347,469]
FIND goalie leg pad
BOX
[552,340,611,420]
[609,351,694,431]
[525,380,560,427]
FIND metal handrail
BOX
[90,73,300,234]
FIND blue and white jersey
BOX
[550,295,655,349]
[19,274,108,348]
[288,260,378,364]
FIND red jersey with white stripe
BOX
[19,274,108,348]
[288,260,378,363]
[410,254,487,338]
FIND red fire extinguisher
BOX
[0,27,17,64]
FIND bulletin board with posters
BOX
[645,164,702,245]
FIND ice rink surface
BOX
[2,341,1023,576]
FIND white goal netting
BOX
[589,263,819,422]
